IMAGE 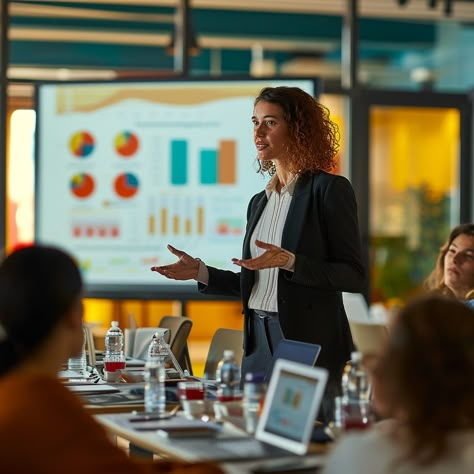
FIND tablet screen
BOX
[263,369,319,441]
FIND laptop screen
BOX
[265,338,322,382]
[263,369,320,442]
[256,359,328,455]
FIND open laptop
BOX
[264,338,322,382]
[175,359,328,462]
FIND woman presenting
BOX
[152,86,367,421]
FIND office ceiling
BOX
[6,0,474,84]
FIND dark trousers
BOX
[241,310,284,383]
[240,309,343,425]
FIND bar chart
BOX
[147,198,205,237]
[170,139,236,185]
[71,218,120,239]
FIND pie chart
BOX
[70,131,95,158]
[70,173,95,199]
[115,131,139,157]
[114,172,139,198]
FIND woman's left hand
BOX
[232,240,291,270]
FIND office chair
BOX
[83,324,96,367]
[348,319,389,356]
[203,328,243,380]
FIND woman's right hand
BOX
[150,244,200,281]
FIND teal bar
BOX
[200,149,218,184]
[171,140,188,185]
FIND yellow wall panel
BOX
[83,298,243,342]
[372,107,459,197]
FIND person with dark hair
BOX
[424,223,474,303]
[0,245,222,474]
[323,295,474,474]
[151,86,367,421]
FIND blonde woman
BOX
[424,223,474,302]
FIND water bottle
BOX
[144,333,167,414]
[103,321,125,382]
[68,327,87,373]
[344,352,370,401]
[340,351,372,431]
[216,349,241,402]
[243,372,266,434]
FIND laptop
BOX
[264,338,322,382]
[175,359,328,462]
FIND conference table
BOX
[96,411,329,474]
[65,366,331,472]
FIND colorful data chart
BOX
[216,218,243,235]
[72,221,120,239]
[70,173,95,199]
[115,131,139,157]
[114,172,139,198]
[170,139,236,185]
[69,131,95,158]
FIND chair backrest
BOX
[127,313,139,331]
[83,324,96,367]
[348,319,389,356]
[158,316,194,375]
[203,328,244,380]
[343,292,371,322]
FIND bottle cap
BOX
[351,351,362,361]
[245,372,265,383]
[223,349,235,358]
[111,321,119,327]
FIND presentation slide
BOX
[35,79,316,298]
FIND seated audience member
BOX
[323,295,474,474]
[424,223,474,303]
[465,289,474,310]
[0,245,222,474]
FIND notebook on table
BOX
[177,359,328,462]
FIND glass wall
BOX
[320,94,348,177]
[369,106,460,304]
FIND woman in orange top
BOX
[0,245,222,474]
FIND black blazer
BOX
[199,171,367,375]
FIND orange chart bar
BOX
[160,208,167,234]
[185,218,192,235]
[172,215,179,235]
[148,215,155,235]
[218,140,236,184]
[197,206,204,235]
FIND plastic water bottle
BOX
[68,327,87,373]
[144,333,167,414]
[216,349,241,401]
[343,352,370,401]
[103,321,125,382]
[243,372,266,434]
[340,351,372,430]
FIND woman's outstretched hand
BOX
[150,244,200,280]
[232,240,291,270]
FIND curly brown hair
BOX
[254,86,339,175]
[424,223,474,299]
[374,295,474,466]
